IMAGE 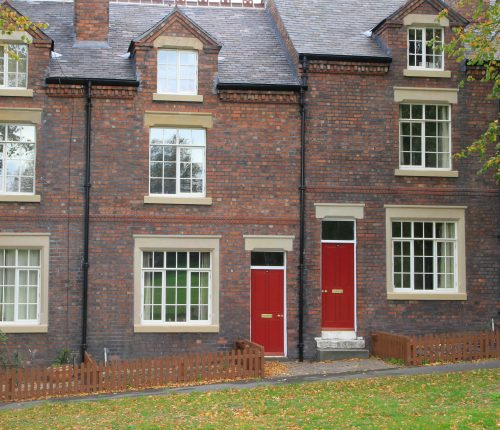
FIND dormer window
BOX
[157,49,198,95]
[408,28,443,70]
[0,44,28,88]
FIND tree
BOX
[441,0,499,182]
[0,3,48,55]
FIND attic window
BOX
[157,50,198,95]
[0,44,28,89]
[408,28,443,70]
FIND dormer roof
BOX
[129,7,221,53]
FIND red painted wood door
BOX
[321,243,355,329]
[251,269,285,356]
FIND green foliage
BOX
[384,357,405,366]
[440,0,499,182]
[0,4,48,58]
[52,348,72,366]
[0,370,497,429]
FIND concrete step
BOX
[321,331,357,340]
[315,338,366,350]
[317,348,370,361]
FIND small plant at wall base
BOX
[441,0,499,182]
[52,348,72,367]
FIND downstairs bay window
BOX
[134,235,220,332]
[385,206,466,300]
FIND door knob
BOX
[277,314,284,318]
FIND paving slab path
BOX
[0,359,498,412]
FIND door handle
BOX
[332,289,344,294]
[277,314,284,318]
[322,290,328,293]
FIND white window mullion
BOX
[186,269,191,323]
[433,237,438,291]
[14,265,19,323]
[176,51,181,94]
[176,144,181,195]
[161,269,166,323]
[420,119,426,168]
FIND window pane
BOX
[251,252,284,267]
[322,221,354,241]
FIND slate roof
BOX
[11,0,300,85]
[9,0,463,84]
[272,0,408,58]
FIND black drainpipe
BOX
[81,80,92,361]
[298,56,308,362]
[45,77,139,362]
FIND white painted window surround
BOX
[385,206,466,301]
[134,235,220,333]
[0,233,49,333]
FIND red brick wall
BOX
[301,1,498,356]
[74,0,109,42]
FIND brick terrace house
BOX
[0,0,497,364]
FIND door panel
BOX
[321,243,355,329]
[251,269,285,356]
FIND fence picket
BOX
[0,340,266,403]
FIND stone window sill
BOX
[153,93,204,103]
[144,196,212,205]
[403,69,451,78]
[134,324,219,333]
[395,169,458,178]
[0,324,48,333]
[387,292,467,301]
[0,88,34,98]
[0,194,41,203]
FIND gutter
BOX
[217,82,302,92]
[45,77,140,87]
[298,56,308,362]
[45,76,138,361]
[298,53,392,64]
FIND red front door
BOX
[321,243,355,329]
[251,269,285,356]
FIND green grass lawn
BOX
[0,369,498,429]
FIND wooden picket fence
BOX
[0,340,264,403]
[372,330,499,365]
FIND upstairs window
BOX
[399,104,450,169]
[0,44,28,88]
[0,124,36,194]
[157,50,198,95]
[408,28,443,70]
[149,128,206,197]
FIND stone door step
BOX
[317,348,370,361]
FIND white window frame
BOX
[149,127,206,198]
[385,206,467,301]
[157,49,198,96]
[0,123,36,195]
[399,103,451,171]
[134,235,220,333]
[391,220,457,292]
[141,250,212,325]
[0,248,40,324]
[0,43,28,89]
[0,234,49,333]
[407,27,444,71]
